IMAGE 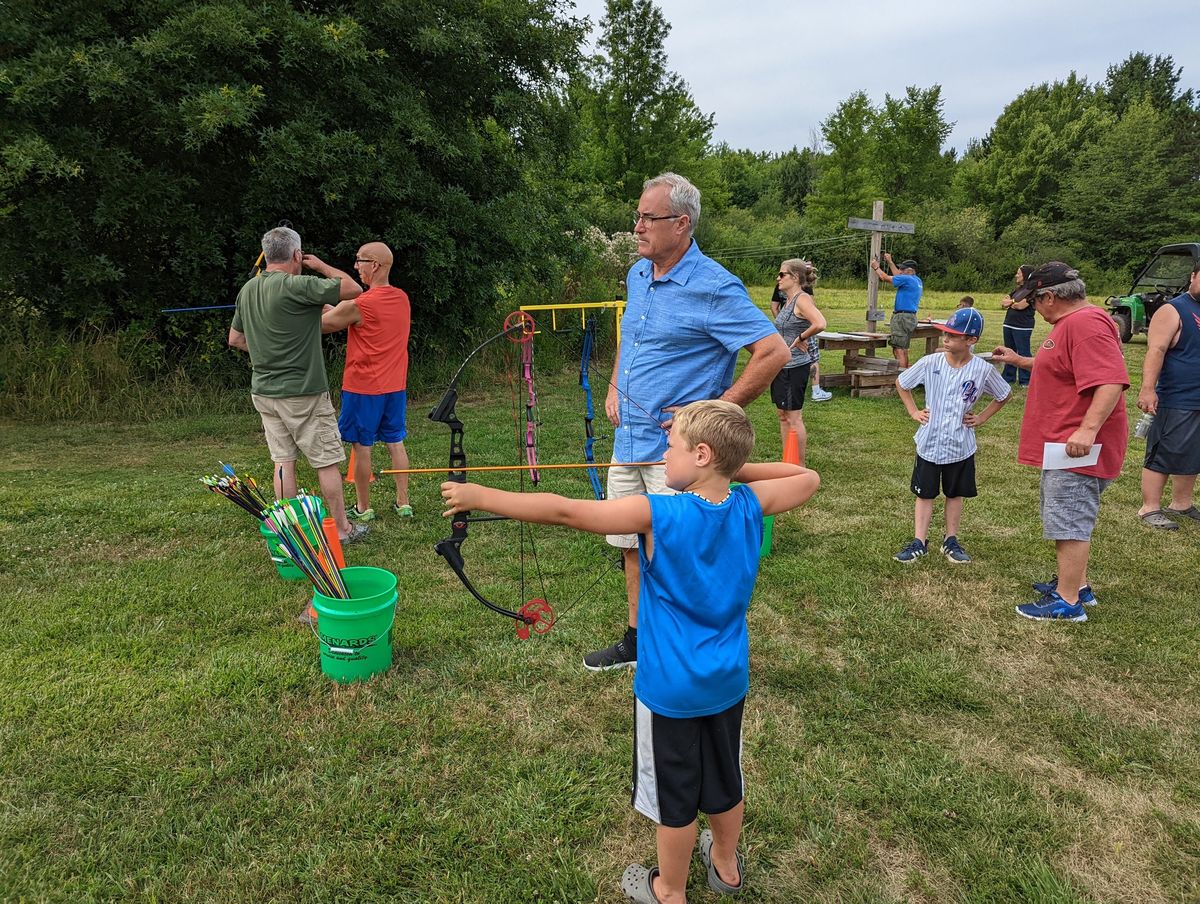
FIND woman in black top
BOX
[1000,265,1035,386]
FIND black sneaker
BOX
[941,536,971,563]
[583,636,636,672]
[893,538,927,563]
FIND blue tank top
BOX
[633,486,763,718]
[1158,292,1200,410]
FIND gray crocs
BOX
[699,828,745,895]
[620,864,662,903]
[1167,504,1200,523]
[1139,509,1179,530]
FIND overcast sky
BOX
[569,0,1199,156]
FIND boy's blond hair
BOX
[672,400,754,477]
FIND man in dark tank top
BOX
[1135,263,1200,529]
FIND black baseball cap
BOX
[899,259,918,271]
[1011,261,1080,302]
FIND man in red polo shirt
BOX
[322,241,413,520]
[992,262,1129,622]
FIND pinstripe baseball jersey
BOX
[898,352,1011,464]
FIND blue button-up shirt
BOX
[614,240,776,461]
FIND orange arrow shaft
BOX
[382,461,663,475]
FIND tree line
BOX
[2,0,1197,374]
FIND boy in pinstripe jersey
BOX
[893,308,1011,563]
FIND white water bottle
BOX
[1134,412,1155,440]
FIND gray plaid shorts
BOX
[1039,469,1113,541]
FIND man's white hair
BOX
[262,226,301,264]
[643,172,701,235]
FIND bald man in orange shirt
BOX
[322,242,413,520]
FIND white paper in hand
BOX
[1042,442,1101,470]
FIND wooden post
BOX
[866,200,884,333]
[847,207,915,335]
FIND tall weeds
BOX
[0,320,245,422]
[0,308,619,423]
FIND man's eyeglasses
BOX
[633,213,683,227]
[354,258,377,265]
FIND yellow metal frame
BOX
[518,300,627,344]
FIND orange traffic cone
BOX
[322,516,346,570]
[783,431,801,466]
[344,446,377,484]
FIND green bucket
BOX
[731,483,774,558]
[259,496,327,580]
[759,513,775,559]
[311,566,397,683]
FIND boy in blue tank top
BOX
[441,400,820,904]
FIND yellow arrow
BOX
[382,461,663,475]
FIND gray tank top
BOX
[773,294,817,367]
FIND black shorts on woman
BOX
[770,363,811,410]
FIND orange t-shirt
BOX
[342,286,411,394]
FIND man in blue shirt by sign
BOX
[871,252,924,367]
[583,172,790,672]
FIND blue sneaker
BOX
[941,536,972,563]
[1016,591,1088,622]
[894,538,927,563]
[1031,576,1098,606]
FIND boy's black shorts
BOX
[910,453,977,499]
[631,697,744,828]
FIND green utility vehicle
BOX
[1105,243,1200,343]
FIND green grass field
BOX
[2,288,1198,902]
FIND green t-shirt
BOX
[231,271,342,397]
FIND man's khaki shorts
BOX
[251,391,346,470]
[605,462,677,548]
[889,311,918,349]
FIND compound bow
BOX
[429,311,553,640]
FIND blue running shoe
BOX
[1031,576,1098,606]
[1016,591,1087,622]
[1031,574,1057,594]
[894,538,927,563]
[941,536,972,563]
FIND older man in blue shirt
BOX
[584,172,790,672]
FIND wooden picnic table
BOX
[816,322,943,396]
[815,323,1000,397]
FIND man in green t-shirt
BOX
[229,226,366,543]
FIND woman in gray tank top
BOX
[769,259,826,465]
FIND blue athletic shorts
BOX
[338,390,407,445]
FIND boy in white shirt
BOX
[893,308,1011,563]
